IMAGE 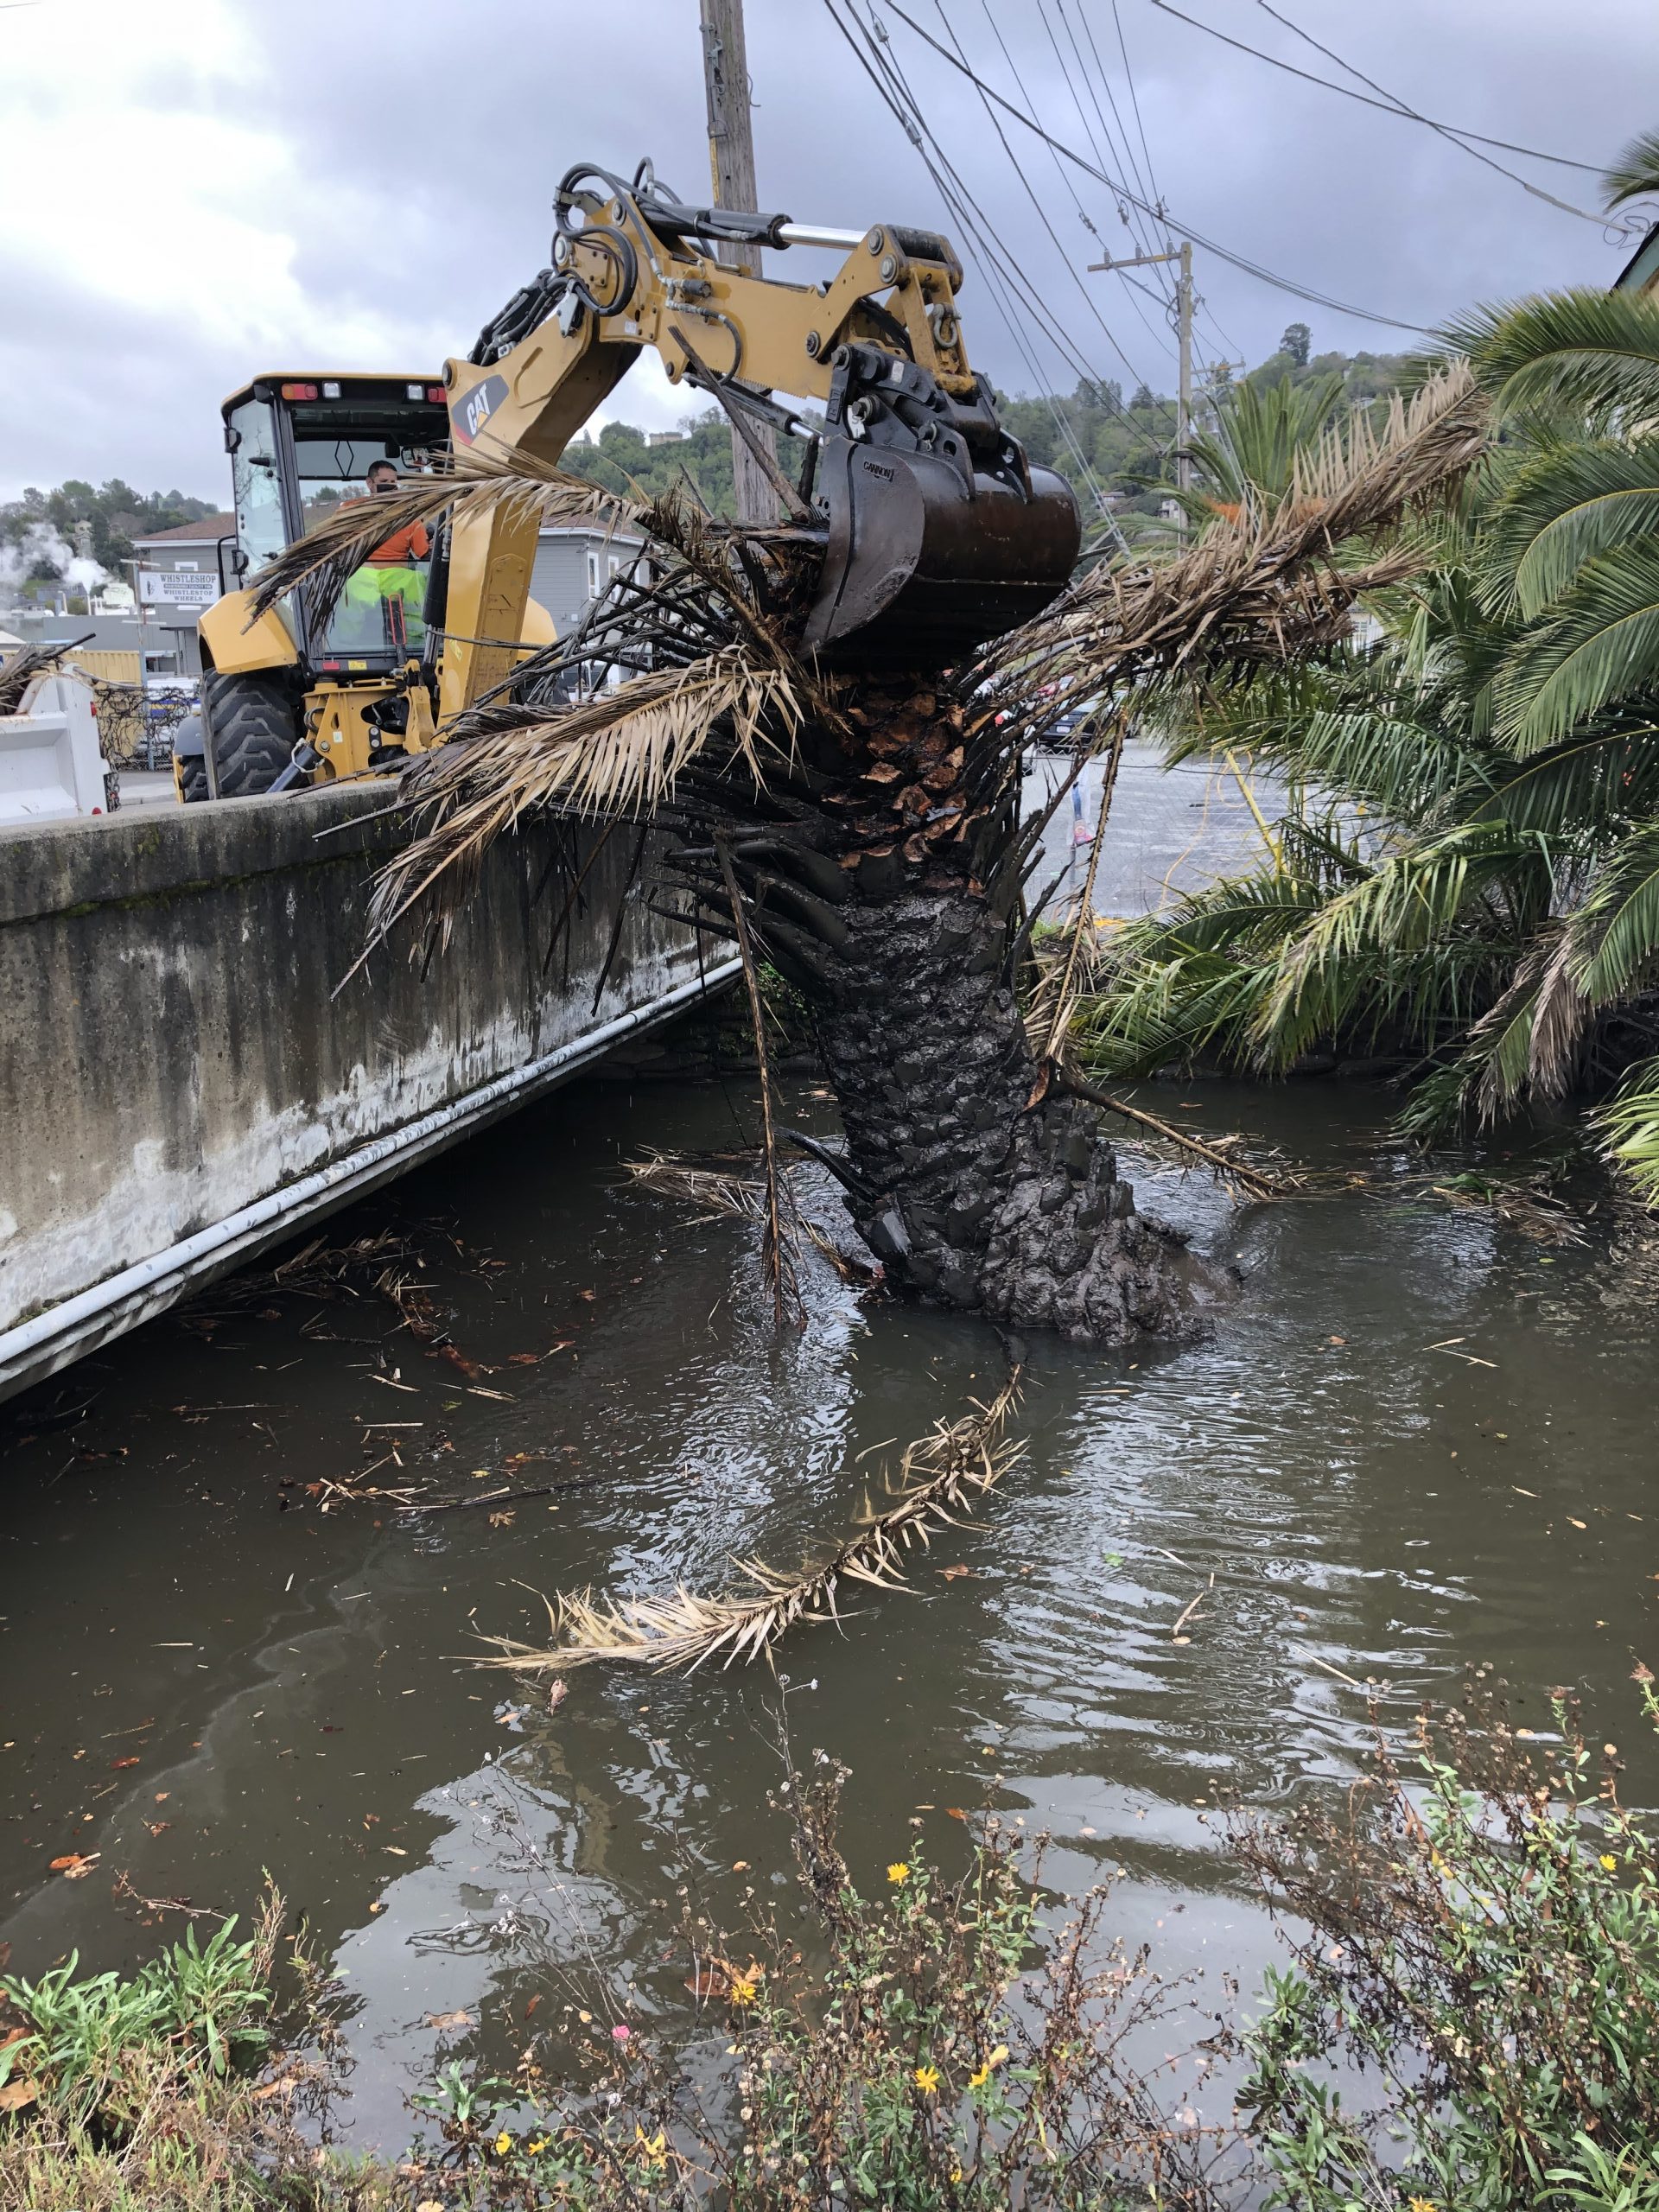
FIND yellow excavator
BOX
[183,159,1079,799]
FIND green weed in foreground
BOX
[2,1910,272,2121]
[11,1683,1659,2209]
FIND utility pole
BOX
[698,0,779,524]
[1089,240,1198,517]
[1176,239,1192,506]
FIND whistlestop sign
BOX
[138,569,219,611]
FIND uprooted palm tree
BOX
[253,365,1484,1339]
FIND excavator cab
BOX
[189,374,454,798]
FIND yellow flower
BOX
[887,1862,911,1885]
[969,2042,1009,2087]
[1601,1853,1618,1872]
[527,2138,549,2155]
[1408,2198,1438,2212]
[950,2165,963,2183]
[493,2132,512,2157]
[635,2126,667,2170]
[728,1973,758,2005]
[914,2063,941,2095]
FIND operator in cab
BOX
[338,458,430,652]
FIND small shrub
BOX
[1231,1678,1659,2211]
[414,1752,1227,2209]
[0,1885,374,2212]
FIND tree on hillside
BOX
[0,480,219,582]
[1280,321,1312,369]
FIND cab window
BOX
[227,400,286,576]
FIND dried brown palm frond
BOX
[983,361,1487,746]
[476,1377,1022,1675]
[717,835,805,1330]
[365,650,804,946]
[0,641,70,715]
[624,1151,879,1287]
[625,1151,767,1220]
[1026,707,1129,1070]
[247,444,642,627]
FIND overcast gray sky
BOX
[1,0,1654,503]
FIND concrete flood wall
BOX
[0,786,734,1406]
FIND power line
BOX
[1052,0,1175,282]
[875,0,1433,331]
[962,0,1165,394]
[1253,0,1615,227]
[1040,0,1183,352]
[1109,0,1166,213]
[1145,0,1612,210]
[817,0,1136,531]
[839,0,1171,441]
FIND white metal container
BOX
[0,666,117,823]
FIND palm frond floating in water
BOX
[476,1377,1022,1675]
[625,1150,768,1220]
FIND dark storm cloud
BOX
[2,0,1655,502]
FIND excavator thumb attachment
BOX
[799,343,1081,672]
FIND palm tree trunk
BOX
[814,880,1217,1340]
[676,683,1222,1342]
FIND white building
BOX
[130,514,236,678]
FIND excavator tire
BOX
[178,755,209,804]
[202,671,300,798]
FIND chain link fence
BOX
[87,680,200,772]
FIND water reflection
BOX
[2,1071,1654,2146]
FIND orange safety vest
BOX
[340,495,430,565]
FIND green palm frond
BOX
[1459,944,1550,1119]
[1484,437,1659,618]
[1467,723,1659,832]
[1446,289,1659,430]
[1495,539,1659,752]
[1250,822,1524,1056]
[1563,817,1659,1007]
[1071,946,1281,1077]
[1602,128,1659,212]
[1595,1055,1659,1205]
[1177,371,1348,521]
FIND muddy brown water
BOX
[3,1071,1656,2151]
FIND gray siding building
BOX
[131,513,236,678]
[530,524,647,645]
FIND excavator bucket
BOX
[803,441,1081,672]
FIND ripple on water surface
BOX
[2,1074,1654,2145]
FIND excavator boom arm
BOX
[437,162,1078,716]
